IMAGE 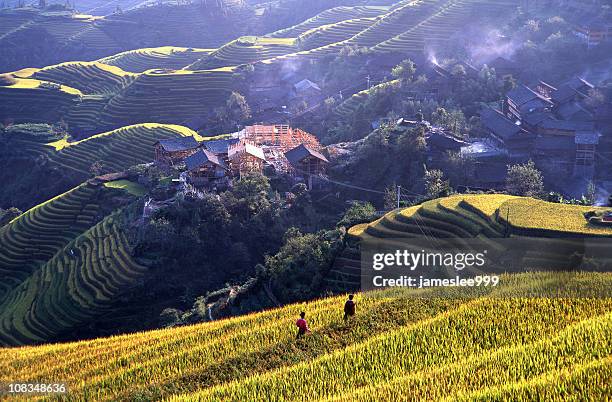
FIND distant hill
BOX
[0,2,257,72]
[0,0,520,136]
[0,272,610,399]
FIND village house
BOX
[504,85,553,123]
[184,149,230,189]
[164,124,330,191]
[289,79,323,110]
[573,14,612,47]
[425,128,467,159]
[480,107,534,156]
[285,144,329,189]
[228,141,266,178]
[154,137,200,166]
[202,138,240,165]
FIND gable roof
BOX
[480,108,524,140]
[534,135,575,152]
[228,142,266,161]
[507,85,551,108]
[538,118,595,132]
[294,79,321,93]
[185,149,226,171]
[551,77,594,104]
[285,144,329,165]
[203,138,240,154]
[156,136,199,152]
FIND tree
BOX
[505,160,544,197]
[89,161,104,176]
[442,150,475,186]
[0,207,22,227]
[585,180,596,206]
[337,202,376,228]
[384,185,399,210]
[217,91,251,130]
[424,168,451,199]
[391,59,416,84]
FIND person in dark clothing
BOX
[344,294,356,321]
[296,311,310,338]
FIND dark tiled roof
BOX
[556,102,593,121]
[538,118,595,132]
[522,111,551,126]
[426,130,467,150]
[285,144,329,165]
[185,149,226,171]
[534,135,576,152]
[294,79,321,92]
[481,108,523,140]
[551,77,594,104]
[507,85,548,106]
[156,136,199,152]
[203,138,240,154]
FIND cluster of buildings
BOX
[474,76,609,188]
[154,124,329,191]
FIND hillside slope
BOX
[0,179,147,346]
[0,272,610,400]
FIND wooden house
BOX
[185,149,229,189]
[574,131,600,171]
[203,138,240,165]
[504,85,553,122]
[480,108,534,155]
[536,118,595,137]
[154,137,200,166]
[285,144,329,189]
[228,141,266,177]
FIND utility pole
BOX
[397,185,401,209]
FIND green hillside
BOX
[186,37,298,70]
[46,123,201,176]
[99,68,238,127]
[0,209,147,346]
[99,47,215,73]
[0,273,610,399]
[31,61,136,95]
[0,182,109,300]
[267,6,390,38]
[0,77,81,124]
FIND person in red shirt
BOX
[296,311,310,338]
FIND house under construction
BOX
[176,124,329,189]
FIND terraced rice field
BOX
[349,194,612,241]
[0,272,610,399]
[0,210,147,346]
[32,62,136,95]
[46,123,201,176]
[371,0,518,54]
[0,182,114,301]
[267,6,390,38]
[298,17,380,50]
[100,68,237,126]
[99,47,215,73]
[0,77,81,124]
[187,37,298,70]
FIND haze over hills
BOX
[0,0,518,137]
